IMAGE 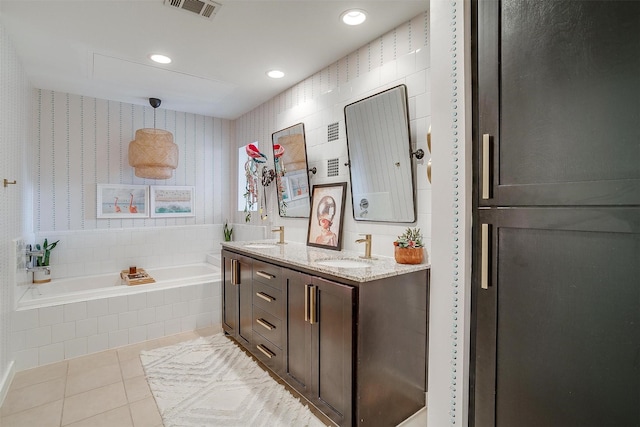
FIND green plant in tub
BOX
[36,238,60,266]
[223,221,233,242]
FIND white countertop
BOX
[221,240,429,283]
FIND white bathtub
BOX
[18,263,221,310]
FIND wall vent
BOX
[327,158,340,177]
[327,122,339,142]
[164,0,221,20]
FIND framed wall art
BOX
[150,186,195,217]
[97,184,149,218]
[306,182,347,251]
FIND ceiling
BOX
[0,0,426,120]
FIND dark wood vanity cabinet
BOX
[221,251,253,346]
[284,270,354,427]
[221,247,428,427]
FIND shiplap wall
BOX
[32,91,232,232]
[233,11,431,257]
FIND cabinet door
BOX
[284,270,313,397]
[477,0,640,207]
[221,251,252,345]
[311,276,354,427]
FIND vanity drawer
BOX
[253,281,283,318]
[253,306,283,348]
[251,334,282,373]
[252,260,283,290]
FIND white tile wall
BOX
[11,281,221,370]
[30,224,222,280]
[233,12,432,259]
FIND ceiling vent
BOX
[164,0,222,20]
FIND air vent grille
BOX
[164,0,221,20]
[328,122,339,142]
[327,158,340,177]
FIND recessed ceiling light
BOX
[149,54,172,64]
[267,70,285,79]
[341,9,366,26]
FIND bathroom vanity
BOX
[221,241,429,427]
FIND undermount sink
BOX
[315,259,372,269]
[244,243,277,249]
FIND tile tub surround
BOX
[11,280,221,371]
[221,240,429,282]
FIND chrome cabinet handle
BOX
[309,285,317,324]
[304,284,309,322]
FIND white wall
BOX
[233,12,431,259]
[428,0,472,425]
[0,22,31,403]
[32,90,233,232]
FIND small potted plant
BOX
[33,238,59,283]
[223,220,233,242]
[393,228,424,264]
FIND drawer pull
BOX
[256,292,274,302]
[256,271,275,280]
[256,344,275,359]
[256,318,275,330]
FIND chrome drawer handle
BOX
[256,292,274,302]
[256,344,275,359]
[256,271,275,280]
[256,318,275,331]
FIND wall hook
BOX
[3,179,17,188]
[411,149,425,160]
[308,167,317,175]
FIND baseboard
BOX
[0,360,16,408]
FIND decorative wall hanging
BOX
[243,143,266,222]
[306,182,347,251]
[97,184,149,218]
[128,98,178,179]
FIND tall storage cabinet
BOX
[471,1,640,426]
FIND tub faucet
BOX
[356,234,372,259]
[272,226,285,244]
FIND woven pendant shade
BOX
[128,128,178,179]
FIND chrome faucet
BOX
[356,234,372,259]
[272,226,285,244]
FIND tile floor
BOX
[0,327,218,427]
[1,326,427,427]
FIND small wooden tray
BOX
[120,269,156,286]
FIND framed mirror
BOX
[344,85,417,223]
[272,123,311,218]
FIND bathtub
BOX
[13,262,223,370]
[18,263,221,310]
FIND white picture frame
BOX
[97,184,149,219]
[150,186,195,217]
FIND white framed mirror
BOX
[344,85,417,223]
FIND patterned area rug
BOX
[140,334,327,427]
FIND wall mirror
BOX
[344,84,416,223]
[272,123,311,218]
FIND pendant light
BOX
[128,98,178,179]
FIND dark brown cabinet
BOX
[221,250,253,346]
[221,246,429,426]
[284,270,354,427]
[471,1,640,426]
